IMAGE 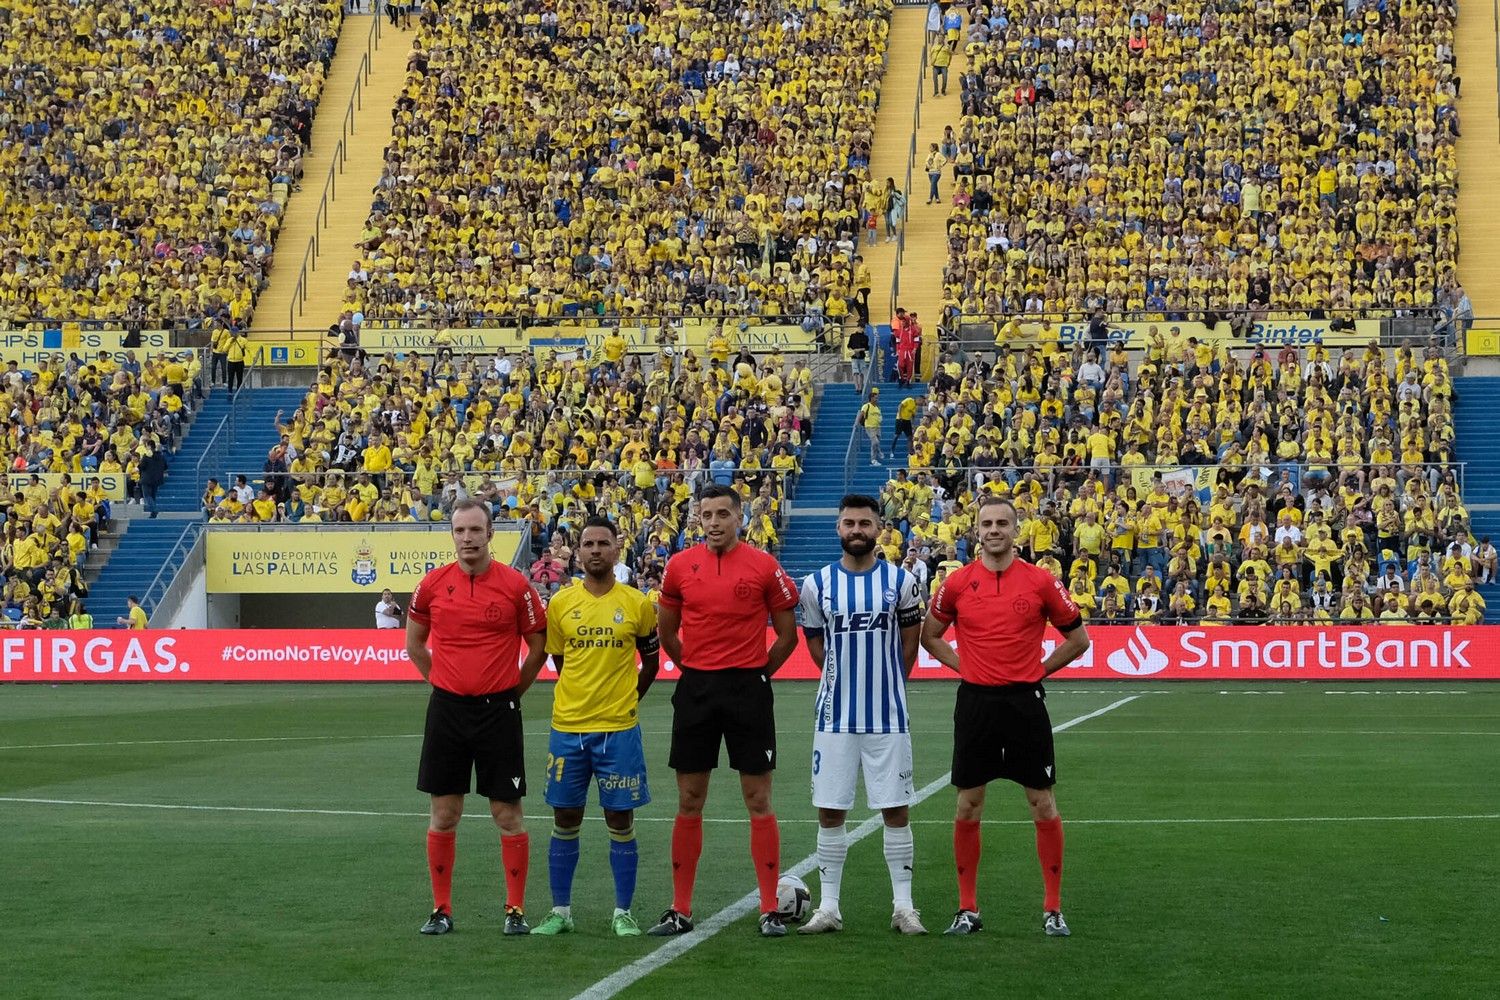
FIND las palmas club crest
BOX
[352,539,378,587]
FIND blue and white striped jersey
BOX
[800,561,925,734]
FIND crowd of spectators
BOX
[937,1,1459,321]
[0,347,205,626]
[876,333,1487,624]
[0,0,343,328]
[343,0,891,329]
[205,340,818,597]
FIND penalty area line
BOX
[569,695,1144,1000]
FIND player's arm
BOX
[920,574,960,673]
[920,610,960,673]
[657,558,684,666]
[763,562,801,676]
[657,602,683,666]
[798,576,825,672]
[765,606,797,676]
[1042,620,1090,677]
[517,630,548,696]
[1041,576,1090,677]
[897,572,924,678]
[405,617,432,680]
[636,629,661,699]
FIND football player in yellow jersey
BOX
[535,517,661,939]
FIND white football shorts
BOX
[810,730,915,811]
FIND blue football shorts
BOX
[544,725,651,811]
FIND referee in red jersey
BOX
[407,499,549,936]
[647,483,800,938]
[921,496,1091,938]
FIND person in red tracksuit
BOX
[895,316,918,385]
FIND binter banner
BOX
[1,626,1498,683]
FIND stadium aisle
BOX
[252,14,414,337]
[868,3,966,366]
[1455,0,1500,316]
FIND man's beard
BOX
[840,535,876,557]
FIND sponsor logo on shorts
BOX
[600,773,643,791]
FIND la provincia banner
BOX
[1,625,1496,683]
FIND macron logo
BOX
[1106,628,1170,676]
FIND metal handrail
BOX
[843,336,885,482]
[141,522,205,623]
[191,346,268,495]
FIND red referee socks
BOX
[501,832,529,910]
[749,814,781,914]
[1035,816,1064,912]
[427,829,456,914]
[954,818,981,912]
[671,813,704,915]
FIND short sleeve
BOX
[798,575,825,630]
[636,594,659,638]
[513,579,547,634]
[1041,572,1084,631]
[544,592,566,655]
[896,569,925,628]
[408,575,433,624]
[763,557,799,611]
[930,572,958,624]
[658,555,683,608]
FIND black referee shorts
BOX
[951,681,1056,791]
[668,667,777,775]
[417,685,527,801]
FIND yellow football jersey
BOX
[545,582,658,733]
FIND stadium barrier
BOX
[5,625,1495,683]
[890,461,1468,501]
[947,311,1446,355]
[202,525,528,592]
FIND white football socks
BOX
[816,824,848,914]
[884,823,915,910]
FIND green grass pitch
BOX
[1,682,1497,999]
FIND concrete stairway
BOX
[250,14,413,337]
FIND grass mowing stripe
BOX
[570,695,1143,1000]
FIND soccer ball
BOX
[776,873,811,923]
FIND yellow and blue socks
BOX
[548,824,581,913]
[609,824,639,912]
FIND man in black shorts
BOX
[921,496,1091,937]
[407,499,549,936]
[647,484,800,938]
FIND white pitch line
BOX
[0,734,426,752]
[569,695,1143,1000]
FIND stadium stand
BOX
[878,334,1483,624]
[0,0,343,328]
[201,344,820,596]
[0,347,206,626]
[938,1,1459,322]
[340,0,893,327]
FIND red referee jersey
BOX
[930,557,1081,685]
[659,541,798,670]
[408,560,546,695]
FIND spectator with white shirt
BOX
[375,589,403,628]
